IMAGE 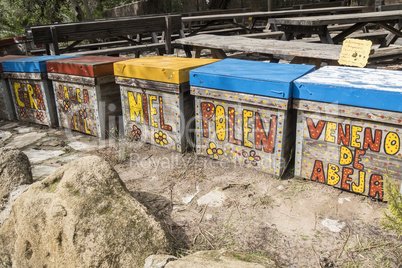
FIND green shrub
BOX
[381,177,402,237]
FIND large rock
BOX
[165,249,278,268]
[0,156,171,267]
[0,148,32,200]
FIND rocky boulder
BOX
[0,148,32,200]
[0,156,171,267]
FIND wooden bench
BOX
[369,46,402,62]
[173,34,342,68]
[182,6,367,36]
[173,34,401,68]
[26,15,183,56]
[377,4,402,11]
[241,31,284,39]
[293,1,345,10]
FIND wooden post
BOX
[49,26,60,55]
[268,0,273,11]
[165,16,173,54]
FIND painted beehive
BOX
[0,55,31,120]
[190,58,315,176]
[1,55,79,127]
[114,56,219,152]
[47,56,125,138]
[293,66,402,200]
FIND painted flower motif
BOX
[242,150,261,166]
[36,111,45,121]
[19,108,27,118]
[63,100,71,112]
[154,131,168,146]
[206,142,223,160]
[79,107,87,119]
[131,125,142,141]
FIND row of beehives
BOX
[0,55,401,200]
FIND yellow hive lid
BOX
[114,56,220,84]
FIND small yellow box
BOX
[114,56,219,84]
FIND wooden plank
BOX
[30,15,182,44]
[8,78,58,127]
[194,94,292,177]
[293,99,402,126]
[48,73,97,86]
[293,1,345,9]
[0,79,16,120]
[268,10,402,26]
[52,81,101,136]
[51,79,121,138]
[378,4,402,11]
[173,34,342,60]
[241,31,284,39]
[294,108,402,200]
[182,6,367,23]
[191,86,289,110]
[119,84,188,152]
[115,77,186,94]
[64,43,166,56]
[369,46,402,61]
[332,22,367,43]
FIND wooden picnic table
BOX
[268,10,402,47]
[174,34,402,68]
[182,6,367,36]
[173,34,343,68]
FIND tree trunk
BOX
[82,0,93,20]
[69,0,85,21]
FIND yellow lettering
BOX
[76,88,81,103]
[352,171,365,194]
[83,119,91,134]
[73,115,79,130]
[327,164,340,186]
[325,122,336,143]
[339,146,353,166]
[351,126,362,148]
[63,86,69,100]
[13,82,25,107]
[27,84,38,110]
[149,95,158,128]
[215,105,226,141]
[243,110,253,148]
[128,91,144,123]
[384,132,400,155]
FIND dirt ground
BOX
[107,140,401,268]
[1,54,402,267]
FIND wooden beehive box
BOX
[1,55,80,127]
[190,58,315,176]
[47,56,125,138]
[114,56,219,152]
[293,66,402,200]
[0,55,31,120]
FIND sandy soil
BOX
[108,141,401,267]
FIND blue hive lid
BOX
[1,55,81,73]
[189,58,315,99]
[293,66,402,112]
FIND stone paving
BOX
[0,119,107,181]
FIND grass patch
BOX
[381,176,402,237]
